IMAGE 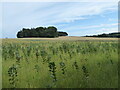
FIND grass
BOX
[2,37,118,88]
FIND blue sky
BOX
[1,1,118,38]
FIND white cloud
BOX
[70,27,118,36]
[98,27,118,33]
[2,2,118,38]
[47,2,117,24]
[3,2,117,25]
[79,23,118,29]
[61,23,118,32]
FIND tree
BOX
[16,26,68,38]
[85,32,120,38]
[46,26,58,37]
[58,31,68,36]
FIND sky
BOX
[0,1,118,38]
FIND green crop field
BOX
[2,37,118,88]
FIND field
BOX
[2,37,118,88]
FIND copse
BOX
[17,26,68,38]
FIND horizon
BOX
[1,1,118,38]
[0,31,119,39]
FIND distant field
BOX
[2,37,118,88]
[1,36,118,43]
[5,36,119,40]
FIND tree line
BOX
[17,26,68,38]
[85,32,120,38]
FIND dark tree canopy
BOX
[58,31,68,36]
[17,26,68,38]
[85,32,120,38]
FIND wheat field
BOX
[2,37,118,88]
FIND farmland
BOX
[2,37,118,88]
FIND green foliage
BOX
[59,62,66,74]
[17,26,68,38]
[58,31,68,36]
[85,32,120,38]
[48,62,57,83]
[8,64,18,88]
[2,39,118,88]
[72,61,79,70]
